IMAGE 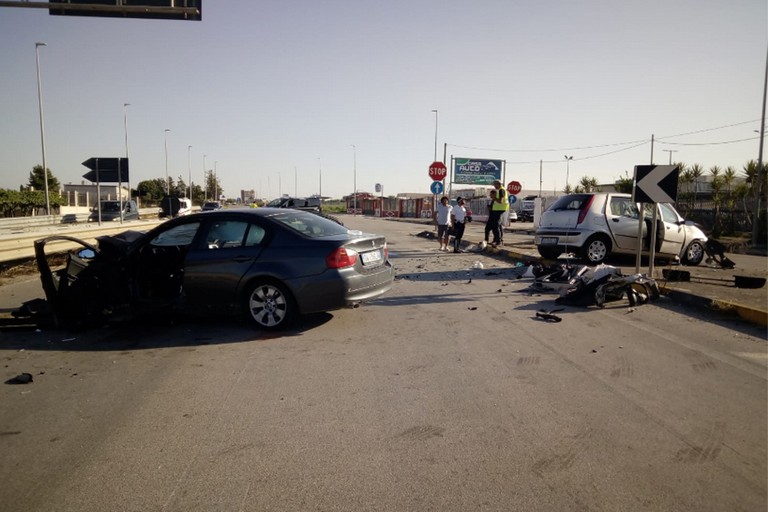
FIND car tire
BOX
[244,280,296,330]
[537,246,562,260]
[682,240,705,266]
[581,235,611,264]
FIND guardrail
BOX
[0,208,162,233]
[0,217,166,266]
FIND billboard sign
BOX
[454,158,502,185]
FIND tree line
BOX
[0,165,224,217]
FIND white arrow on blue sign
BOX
[633,165,679,204]
[430,181,444,195]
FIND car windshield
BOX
[100,201,121,212]
[271,211,348,238]
[266,198,287,207]
[547,194,592,211]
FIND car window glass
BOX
[659,203,678,223]
[612,198,638,218]
[245,224,266,246]
[150,222,200,247]
[272,211,347,237]
[205,220,248,249]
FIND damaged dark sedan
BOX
[34,208,394,330]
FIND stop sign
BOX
[428,161,447,181]
[507,181,522,195]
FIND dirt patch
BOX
[0,255,64,287]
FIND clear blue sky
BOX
[1,0,766,200]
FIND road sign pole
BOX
[648,208,659,277]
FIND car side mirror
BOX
[77,248,96,259]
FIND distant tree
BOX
[689,163,704,205]
[574,176,599,193]
[27,165,60,194]
[136,178,167,205]
[709,166,723,237]
[614,171,633,194]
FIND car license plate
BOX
[361,249,382,264]
[539,237,558,245]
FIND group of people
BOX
[434,196,470,253]
[434,180,510,253]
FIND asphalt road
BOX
[1,215,766,511]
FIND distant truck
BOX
[519,197,537,222]
[88,200,139,222]
[161,197,192,218]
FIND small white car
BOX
[534,193,707,265]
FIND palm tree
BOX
[689,164,704,206]
[709,166,723,237]
[723,166,738,233]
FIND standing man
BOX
[434,196,453,251]
[486,180,508,247]
[450,197,468,253]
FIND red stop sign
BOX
[507,181,522,195]
[428,161,447,181]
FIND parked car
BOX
[508,210,518,223]
[34,208,394,330]
[266,196,321,212]
[201,201,222,211]
[88,200,139,222]
[534,193,707,265]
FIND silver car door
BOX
[657,202,685,257]
[606,196,645,250]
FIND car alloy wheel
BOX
[582,235,610,264]
[683,240,705,266]
[245,281,295,330]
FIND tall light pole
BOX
[318,158,323,206]
[431,109,438,161]
[753,43,768,247]
[164,129,171,195]
[663,149,678,165]
[564,155,573,191]
[214,161,218,201]
[351,145,357,214]
[202,154,207,201]
[35,42,50,215]
[123,103,130,204]
[187,145,192,200]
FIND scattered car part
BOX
[662,269,765,289]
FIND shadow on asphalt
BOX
[0,312,336,352]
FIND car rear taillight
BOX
[577,195,595,225]
[326,247,359,269]
[382,242,388,260]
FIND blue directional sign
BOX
[508,194,517,205]
[430,181,444,195]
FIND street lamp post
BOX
[351,145,357,214]
[431,109,438,161]
[164,129,171,195]
[123,103,130,206]
[35,42,50,215]
[214,161,218,201]
[318,158,323,209]
[564,155,573,191]
[202,154,207,201]
[663,149,678,165]
[187,145,192,200]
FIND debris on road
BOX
[5,373,33,384]
[535,309,564,322]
